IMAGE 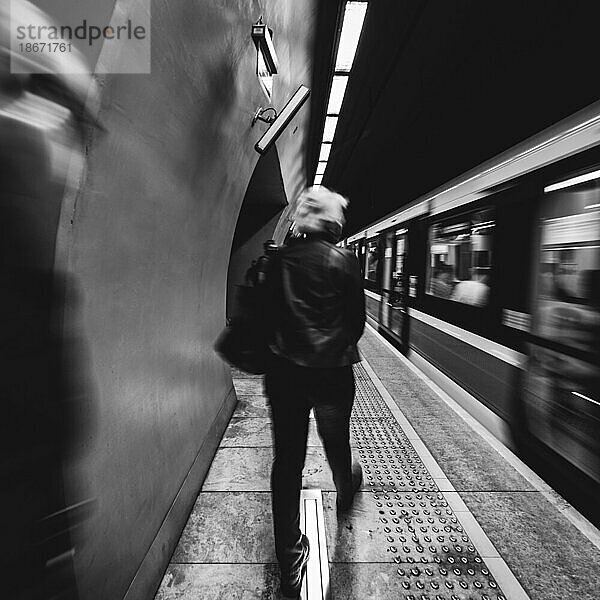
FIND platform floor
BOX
[155,327,600,599]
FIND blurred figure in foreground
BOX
[264,187,365,598]
[1,2,98,597]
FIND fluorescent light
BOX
[315,3,367,167]
[572,391,600,407]
[544,168,600,193]
[585,203,600,210]
[316,162,327,175]
[335,2,368,72]
[319,143,332,161]
[323,116,338,142]
[327,75,349,114]
[314,174,323,185]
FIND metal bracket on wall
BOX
[252,106,278,127]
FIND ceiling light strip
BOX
[335,2,369,72]
[314,1,368,186]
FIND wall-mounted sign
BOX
[254,85,310,155]
[257,51,273,100]
[252,19,278,102]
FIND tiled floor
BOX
[155,330,600,599]
[155,368,337,600]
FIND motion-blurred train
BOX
[342,102,600,523]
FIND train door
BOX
[357,239,366,275]
[522,172,600,484]
[364,237,381,320]
[380,228,409,347]
[379,231,394,327]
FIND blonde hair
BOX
[292,186,349,235]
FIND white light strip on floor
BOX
[300,489,330,600]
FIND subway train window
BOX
[534,211,600,353]
[426,208,495,307]
[365,239,379,283]
[524,173,600,482]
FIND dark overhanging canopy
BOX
[310,0,600,236]
[231,146,288,252]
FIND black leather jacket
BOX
[264,231,366,368]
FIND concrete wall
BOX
[55,1,315,599]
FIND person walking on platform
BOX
[263,186,366,598]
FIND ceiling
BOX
[314,0,600,235]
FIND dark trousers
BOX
[265,356,355,571]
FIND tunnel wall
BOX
[54,1,315,599]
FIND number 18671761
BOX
[19,42,73,53]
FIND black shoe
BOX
[280,534,310,599]
[337,462,363,512]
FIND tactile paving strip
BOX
[351,362,509,600]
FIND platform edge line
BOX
[359,351,532,600]
[363,323,600,551]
